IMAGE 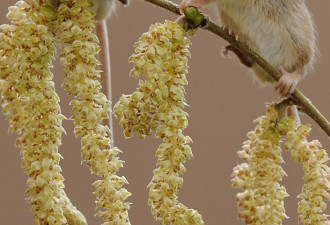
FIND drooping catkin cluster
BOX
[114,20,204,225]
[280,119,330,225]
[57,0,131,224]
[0,0,86,224]
[232,104,288,224]
[233,103,330,225]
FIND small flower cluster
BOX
[0,0,86,224]
[114,21,204,225]
[233,103,330,224]
[232,104,288,224]
[280,119,330,224]
[58,0,131,224]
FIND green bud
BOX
[184,7,205,27]
[193,14,204,27]
[184,7,199,20]
[183,22,190,31]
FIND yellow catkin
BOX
[114,21,204,225]
[279,118,330,225]
[234,103,330,225]
[0,0,86,224]
[232,104,288,225]
[57,0,131,224]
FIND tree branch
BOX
[143,0,330,137]
[144,0,181,15]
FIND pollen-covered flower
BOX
[232,104,288,224]
[0,0,86,224]
[114,21,204,225]
[279,118,330,225]
[58,0,131,224]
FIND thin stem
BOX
[142,0,330,137]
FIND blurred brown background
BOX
[1,0,330,224]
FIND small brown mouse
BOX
[180,0,317,98]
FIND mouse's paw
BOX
[221,45,253,67]
[275,67,303,97]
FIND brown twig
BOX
[142,0,330,138]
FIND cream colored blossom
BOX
[0,0,86,224]
[58,0,131,224]
[232,104,288,224]
[114,21,203,225]
[234,103,330,225]
[278,118,330,225]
